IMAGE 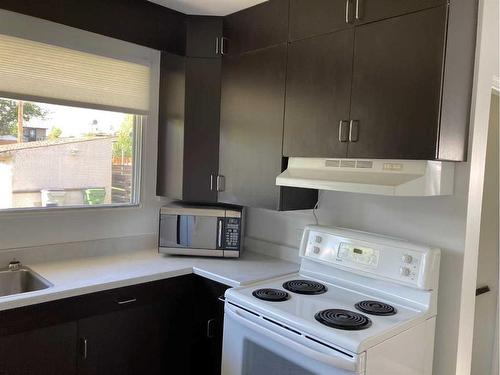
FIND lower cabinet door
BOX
[0,322,78,375]
[77,304,168,375]
[190,276,230,375]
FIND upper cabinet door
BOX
[186,17,223,58]
[354,0,446,24]
[218,45,287,209]
[283,30,354,157]
[347,6,447,159]
[289,0,354,41]
[183,58,221,203]
[223,0,289,55]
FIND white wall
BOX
[471,93,499,375]
[246,161,470,375]
[455,1,499,373]
[0,11,164,251]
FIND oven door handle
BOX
[225,305,360,372]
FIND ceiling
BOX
[148,0,268,16]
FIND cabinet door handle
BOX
[355,0,362,20]
[82,338,88,360]
[210,174,215,191]
[338,120,349,142]
[215,37,219,55]
[207,318,217,338]
[349,120,359,142]
[220,37,228,55]
[116,298,137,305]
[345,0,354,24]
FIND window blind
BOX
[0,33,150,114]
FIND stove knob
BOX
[402,255,413,264]
[400,267,411,277]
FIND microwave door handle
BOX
[176,215,181,245]
[217,218,223,249]
[224,305,358,372]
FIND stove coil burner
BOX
[282,280,327,295]
[314,309,372,330]
[252,288,290,302]
[355,300,397,316]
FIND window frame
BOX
[0,9,159,215]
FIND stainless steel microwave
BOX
[159,203,243,258]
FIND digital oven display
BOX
[338,243,379,267]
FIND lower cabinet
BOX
[0,274,228,375]
[77,304,168,375]
[0,322,78,375]
[190,275,229,375]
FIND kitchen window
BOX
[0,27,153,211]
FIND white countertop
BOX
[0,249,299,311]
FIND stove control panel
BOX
[300,226,440,290]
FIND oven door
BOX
[222,303,365,375]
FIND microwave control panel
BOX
[219,217,241,250]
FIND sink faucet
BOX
[8,260,21,271]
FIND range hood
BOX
[276,158,455,197]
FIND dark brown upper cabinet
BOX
[288,0,445,41]
[223,0,289,55]
[283,1,476,161]
[157,16,223,203]
[218,45,287,209]
[186,16,223,58]
[347,6,447,159]
[183,58,222,202]
[218,44,317,210]
[353,0,446,25]
[289,0,353,41]
[157,53,186,200]
[0,0,187,54]
[157,52,221,203]
[283,30,354,157]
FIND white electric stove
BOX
[222,225,440,375]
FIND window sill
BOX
[0,203,142,217]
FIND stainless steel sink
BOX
[0,262,53,297]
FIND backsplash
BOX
[0,234,157,267]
